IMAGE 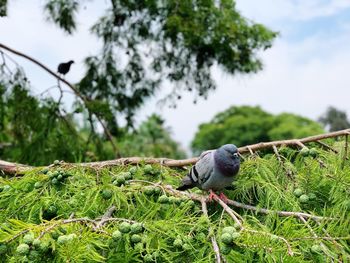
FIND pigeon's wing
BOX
[176,150,214,191]
[194,151,215,185]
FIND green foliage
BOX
[0,69,85,165]
[0,142,349,262]
[2,0,276,138]
[44,0,79,34]
[268,113,325,141]
[84,0,277,108]
[319,106,350,132]
[0,69,184,163]
[1,0,277,163]
[0,0,7,16]
[192,106,324,153]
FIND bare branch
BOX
[226,199,332,222]
[94,205,116,230]
[1,128,350,175]
[272,145,282,163]
[210,196,243,228]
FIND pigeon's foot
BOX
[218,192,229,204]
[208,189,219,202]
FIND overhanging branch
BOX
[0,42,119,155]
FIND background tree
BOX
[117,114,186,159]
[268,113,325,140]
[319,106,350,132]
[0,0,276,163]
[191,106,324,153]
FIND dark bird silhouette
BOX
[57,60,74,76]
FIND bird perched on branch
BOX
[57,60,74,76]
[177,144,240,202]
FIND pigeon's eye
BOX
[233,153,239,158]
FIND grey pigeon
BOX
[57,60,74,75]
[177,144,240,201]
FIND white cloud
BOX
[294,0,350,20]
[236,0,350,24]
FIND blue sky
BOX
[1,0,350,153]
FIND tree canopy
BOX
[0,0,277,161]
[319,106,350,132]
[117,114,186,159]
[191,106,324,153]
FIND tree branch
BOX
[225,199,332,222]
[94,205,116,230]
[201,199,222,263]
[1,129,350,175]
[0,42,119,155]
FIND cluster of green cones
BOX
[0,142,349,262]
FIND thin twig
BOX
[315,220,346,254]
[5,229,30,243]
[8,214,136,243]
[162,185,333,222]
[247,146,254,156]
[343,134,348,166]
[94,205,116,230]
[201,199,221,263]
[298,216,340,263]
[244,229,293,256]
[316,141,338,154]
[212,196,242,228]
[38,218,96,239]
[272,145,282,163]
[295,140,307,149]
[238,129,350,154]
[226,199,332,222]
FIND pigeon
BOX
[57,60,74,76]
[177,144,240,202]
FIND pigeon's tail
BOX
[177,166,199,191]
[177,175,196,191]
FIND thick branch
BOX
[238,129,350,154]
[1,129,350,175]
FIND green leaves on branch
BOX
[0,0,277,163]
[44,0,79,34]
[0,0,7,16]
[0,70,85,165]
[0,143,350,261]
[83,0,277,114]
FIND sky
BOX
[1,0,350,153]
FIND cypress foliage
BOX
[0,141,349,262]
